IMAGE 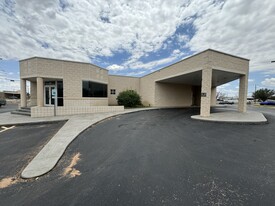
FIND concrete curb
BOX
[191,111,267,124]
[0,119,68,127]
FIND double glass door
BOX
[44,85,56,106]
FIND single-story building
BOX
[0,91,21,99]
[19,49,249,117]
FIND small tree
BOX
[216,92,226,101]
[252,88,275,102]
[116,90,142,107]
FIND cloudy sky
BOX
[0,0,275,97]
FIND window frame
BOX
[82,80,108,98]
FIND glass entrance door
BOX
[44,85,56,106]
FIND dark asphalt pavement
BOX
[1,108,275,205]
[0,122,65,179]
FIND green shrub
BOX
[116,90,142,107]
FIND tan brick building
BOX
[19,49,249,117]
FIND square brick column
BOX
[211,87,217,106]
[37,77,44,107]
[238,74,248,113]
[20,79,27,107]
[200,68,212,117]
[30,81,37,106]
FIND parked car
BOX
[0,99,6,107]
[218,100,234,105]
[260,100,275,106]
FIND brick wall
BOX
[108,75,140,105]
[31,106,124,117]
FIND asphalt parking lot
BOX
[1,108,275,205]
[0,122,65,183]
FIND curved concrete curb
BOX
[191,111,267,123]
[21,108,156,179]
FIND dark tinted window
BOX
[57,81,63,98]
[57,81,63,106]
[82,81,107,97]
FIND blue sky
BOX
[1,0,275,97]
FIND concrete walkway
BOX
[191,110,267,123]
[0,107,267,179]
[18,108,156,178]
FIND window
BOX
[57,81,63,106]
[110,89,116,95]
[82,81,107,97]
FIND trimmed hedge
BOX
[116,90,142,107]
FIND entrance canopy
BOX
[156,69,242,87]
[152,51,249,117]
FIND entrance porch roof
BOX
[156,69,242,87]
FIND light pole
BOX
[254,84,257,103]
[10,80,15,98]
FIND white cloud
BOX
[106,64,124,71]
[217,87,239,98]
[217,83,240,97]
[264,69,275,75]
[0,70,21,91]
[0,79,20,92]
[0,0,194,64]
[218,83,231,89]
[248,79,254,82]
[261,78,275,87]
[188,0,275,73]
[172,49,181,55]
[124,71,146,77]
[177,34,190,43]
[0,0,274,78]
[124,49,186,70]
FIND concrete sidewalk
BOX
[19,108,156,178]
[191,110,267,123]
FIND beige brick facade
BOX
[155,83,192,107]
[31,106,124,117]
[20,49,249,117]
[30,81,37,106]
[108,75,140,105]
[200,68,213,117]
